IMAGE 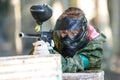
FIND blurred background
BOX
[0,0,120,80]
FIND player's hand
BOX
[33,40,50,55]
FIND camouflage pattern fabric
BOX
[51,32,106,72]
[29,33,106,73]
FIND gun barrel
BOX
[19,32,40,38]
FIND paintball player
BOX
[30,7,106,72]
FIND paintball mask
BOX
[54,16,90,57]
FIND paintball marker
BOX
[19,4,53,46]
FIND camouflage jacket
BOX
[49,33,106,73]
[29,33,106,73]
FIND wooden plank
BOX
[63,70,104,80]
[0,54,62,80]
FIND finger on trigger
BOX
[33,40,44,46]
[34,46,45,51]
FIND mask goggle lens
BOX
[56,29,80,39]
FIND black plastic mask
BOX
[54,17,89,57]
[60,31,89,57]
[54,16,87,30]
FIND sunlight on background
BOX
[11,0,19,5]
[51,1,64,25]
[11,0,22,54]
[77,0,95,21]
[98,0,109,19]
[98,0,113,47]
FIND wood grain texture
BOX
[63,70,104,80]
[0,54,62,80]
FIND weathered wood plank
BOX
[0,54,62,80]
[63,70,104,80]
[0,54,104,80]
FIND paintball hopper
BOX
[30,4,53,25]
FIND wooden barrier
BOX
[0,54,62,80]
[63,70,104,80]
[0,54,104,80]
